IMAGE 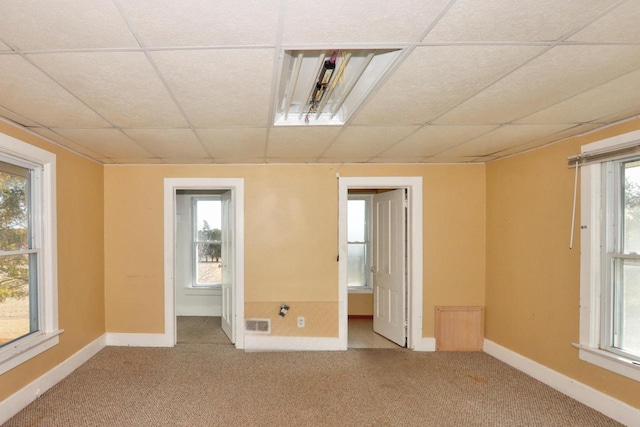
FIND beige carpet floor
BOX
[4,344,622,426]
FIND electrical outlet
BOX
[297,317,305,328]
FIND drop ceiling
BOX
[0,0,638,164]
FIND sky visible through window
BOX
[197,200,221,231]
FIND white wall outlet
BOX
[297,317,305,328]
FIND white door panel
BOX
[373,189,406,346]
[220,190,234,343]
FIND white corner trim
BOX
[411,337,436,352]
[244,335,344,352]
[483,339,640,427]
[0,334,106,425]
[106,333,173,347]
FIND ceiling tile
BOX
[197,128,267,158]
[421,156,480,164]
[425,0,618,42]
[516,69,640,124]
[569,1,640,43]
[282,0,449,44]
[379,125,498,158]
[267,127,341,158]
[0,0,138,50]
[322,126,417,158]
[118,0,280,47]
[265,158,320,163]
[368,157,429,164]
[54,128,153,159]
[212,157,266,164]
[0,55,110,128]
[123,129,209,159]
[317,157,371,164]
[0,106,39,127]
[436,45,640,125]
[30,52,188,128]
[109,158,166,164]
[437,124,573,157]
[353,45,543,125]
[28,127,108,162]
[152,49,274,127]
[0,41,10,51]
[596,106,640,126]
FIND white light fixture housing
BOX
[274,49,402,126]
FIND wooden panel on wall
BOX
[435,306,484,351]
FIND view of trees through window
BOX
[0,163,32,346]
[195,199,222,286]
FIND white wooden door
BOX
[372,189,406,346]
[220,190,234,343]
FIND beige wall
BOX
[348,294,373,316]
[486,118,640,409]
[0,124,105,401]
[104,163,486,338]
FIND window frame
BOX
[0,133,60,375]
[347,194,373,294]
[577,129,640,382]
[191,195,222,289]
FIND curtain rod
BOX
[568,141,640,168]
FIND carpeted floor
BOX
[176,316,231,345]
[4,344,622,426]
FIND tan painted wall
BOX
[348,293,373,316]
[486,118,640,409]
[0,125,104,401]
[104,163,486,338]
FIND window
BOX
[347,195,372,292]
[577,130,640,382]
[0,133,59,375]
[193,196,222,287]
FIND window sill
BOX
[348,287,373,294]
[0,330,63,375]
[572,343,640,382]
[184,286,221,296]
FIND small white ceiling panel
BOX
[569,1,640,43]
[322,126,417,159]
[197,128,268,159]
[0,0,138,50]
[267,126,341,158]
[353,45,544,125]
[124,129,208,159]
[0,106,39,127]
[29,52,188,128]
[425,0,619,42]
[54,128,153,159]
[436,45,640,125]
[152,49,274,127]
[282,0,450,44]
[0,55,110,128]
[118,0,281,47]
[28,127,108,162]
[379,125,498,158]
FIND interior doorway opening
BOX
[163,178,245,349]
[338,177,423,351]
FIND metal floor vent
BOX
[245,318,271,334]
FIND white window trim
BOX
[190,195,222,289]
[577,129,640,382]
[0,133,60,375]
[347,194,373,294]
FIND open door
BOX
[372,189,406,346]
[220,190,234,343]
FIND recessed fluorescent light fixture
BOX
[274,49,402,126]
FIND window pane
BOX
[196,243,221,285]
[0,254,35,346]
[347,243,366,287]
[195,199,222,286]
[613,258,640,356]
[623,161,640,254]
[348,199,365,242]
[0,163,29,251]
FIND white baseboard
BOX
[175,307,222,316]
[244,335,344,351]
[106,332,173,347]
[412,337,436,352]
[484,339,640,427]
[0,334,106,425]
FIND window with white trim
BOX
[577,130,640,382]
[0,133,59,375]
[347,194,372,292]
[192,196,222,287]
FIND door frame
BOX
[338,177,422,350]
[163,178,245,349]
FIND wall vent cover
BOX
[274,49,402,126]
[245,318,271,334]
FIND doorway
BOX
[338,177,423,351]
[163,178,245,349]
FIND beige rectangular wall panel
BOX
[435,306,484,351]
